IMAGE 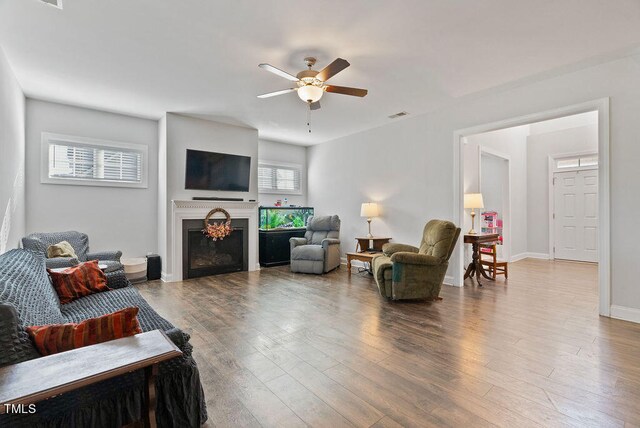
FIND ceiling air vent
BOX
[40,0,63,9]
[388,111,409,119]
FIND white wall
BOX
[158,113,259,278]
[25,99,159,257]
[164,114,259,203]
[307,54,640,316]
[308,117,442,257]
[462,141,479,195]
[527,124,599,254]
[480,153,508,258]
[530,111,597,135]
[157,115,167,265]
[258,139,307,207]
[464,125,529,259]
[481,155,508,222]
[0,46,25,253]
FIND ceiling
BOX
[1,0,639,146]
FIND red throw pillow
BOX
[47,260,109,304]
[26,307,142,356]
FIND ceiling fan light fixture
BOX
[258,57,366,111]
[297,85,323,103]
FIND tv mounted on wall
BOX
[185,149,251,192]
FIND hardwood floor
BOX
[137,259,640,427]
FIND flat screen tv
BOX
[185,149,251,191]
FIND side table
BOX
[347,237,392,274]
[463,233,500,286]
[355,237,392,252]
[346,251,381,273]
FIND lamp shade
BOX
[464,193,484,209]
[297,85,323,103]
[360,202,379,218]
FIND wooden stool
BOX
[479,243,508,279]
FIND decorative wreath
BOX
[202,208,232,241]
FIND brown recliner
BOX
[372,219,460,300]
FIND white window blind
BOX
[258,163,302,194]
[42,133,148,188]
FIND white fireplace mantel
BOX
[166,200,259,282]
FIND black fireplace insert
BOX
[182,218,248,279]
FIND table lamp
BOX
[464,193,484,235]
[360,202,379,238]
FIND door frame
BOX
[479,147,512,262]
[452,98,611,317]
[548,151,598,261]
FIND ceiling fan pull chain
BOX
[307,104,312,133]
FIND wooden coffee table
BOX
[346,251,381,273]
[0,330,181,427]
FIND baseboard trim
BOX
[528,252,550,260]
[610,305,640,324]
[510,253,527,262]
[344,259,370,269]
[510,252,550,262]
[444,275,457,287]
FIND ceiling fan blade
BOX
[258,63,299,82]
[325,85,368,97]
[310,101,321,111]
[316,58,350,82]
[257,88,297,98]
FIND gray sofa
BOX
[0,249,207,427]
[290,215,341,274]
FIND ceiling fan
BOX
[257,57,368,110]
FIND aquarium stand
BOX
[259,229,306,267]
[258,206,314,268]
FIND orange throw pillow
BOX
[47,260,109,304]
[26,307,142,356]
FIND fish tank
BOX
[259,207,314,230]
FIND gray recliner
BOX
[290,215,341,274]
[21,231,123,272]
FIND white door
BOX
[553,169,598,262]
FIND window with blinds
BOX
[258,162,302,194]
[42,133,148,188]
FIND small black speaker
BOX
[146,254,161,280]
